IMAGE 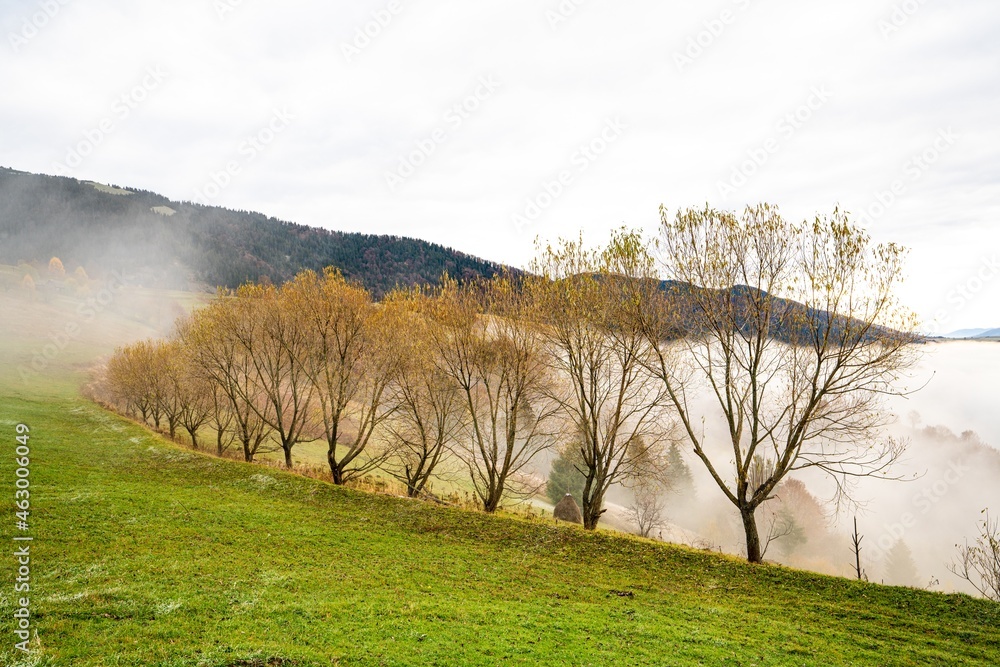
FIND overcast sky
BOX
[2,0,998,331]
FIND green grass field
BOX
[1,287,1000,666]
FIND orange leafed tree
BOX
[381,287,467,498]
[48,257,66,278]
[288,268,402,484]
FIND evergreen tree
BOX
[547,446,586,506]
[665,442,695,501]
[774,509,807,558]
[884,539,920,587]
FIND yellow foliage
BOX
[49,257,66,278]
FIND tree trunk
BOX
[479,482,503,513]
[741,506,762,564]
[216,428,225,457]
[283,443,293,469]
[406,462,431,498]
[186,427,199,450]
[405,466,423,498]
[582,499,606,530]
[581,478,606,530]
[482,494,501,513]
[327,442,345,484]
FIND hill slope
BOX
[0,282,996,665]
[0,167,506,295]
[1,379,998,665]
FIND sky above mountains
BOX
[2,0,998,331]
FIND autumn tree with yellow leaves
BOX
[528,230,673,530]
[639,204,920,563]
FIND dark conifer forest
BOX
[0,167,506,294]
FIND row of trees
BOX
[101,205,920,563]
[102,269,568,511]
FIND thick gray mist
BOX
[612,340,1000,594]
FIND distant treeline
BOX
[0,167,507,294]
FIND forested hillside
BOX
[0,167,506,294]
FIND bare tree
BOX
[627,481,666,538]
[289,269,401,484]
[105,340,156,423]
[206,379,237,457]
[184,296,274,462]
[160,332,214,449]
[429,274,561,513]
[529,230,672,530]
[178,310,239,456]
[949,509,1000,601]
[641,204,920,563]
[152,340,186,440]
[758,510,796,561]
[106,339,177,432]
[177,371,213,450]
[106,335,219,450]
[381,289,466,497]
[231,283,316,468]
[850,517,866,581]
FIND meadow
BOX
[1,282,999,666]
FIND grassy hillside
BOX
[4,384,1000,666]
[1,316,999,666]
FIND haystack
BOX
[553,493,583,524]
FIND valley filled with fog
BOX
[656,339,1000,593]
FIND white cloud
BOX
[2,0,998,329]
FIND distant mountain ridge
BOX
[654,280,906,345]
[942,328,1000,339]
[0,167,506,295]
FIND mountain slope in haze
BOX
[943,328,1000,339]
[1,167,913,345]
[0,167,506,295]
[943,329,990,339]
[654,279,908,345]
